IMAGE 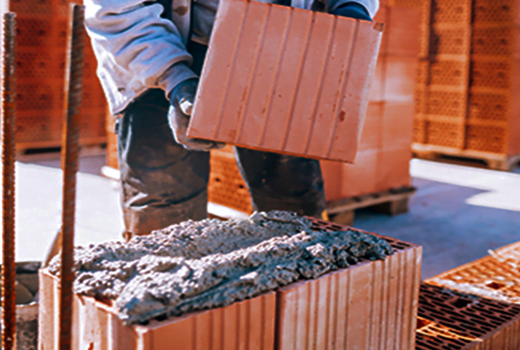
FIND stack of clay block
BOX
[321,2,421,203]
[414,241,520,348]
[105,111,119,170]
[415,283,520,349]
[1,0,106,152]
[208,2,421,218]
[413,0,520,170]
[209,146,253,214]
[39,219,422,350]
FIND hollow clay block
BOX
[416,283,520,350]
[276,230,422,350]
[188,0,383,162]
[426,254,520,305]
[47,211,393,325]
[39,269,276,350]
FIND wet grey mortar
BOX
[48,211,394,325]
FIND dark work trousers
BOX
[116,42,327,236]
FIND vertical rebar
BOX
[1,12,17,350]
[59,4,85,350]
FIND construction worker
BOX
[84,0,379,240]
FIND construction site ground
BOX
[6,153,520,280]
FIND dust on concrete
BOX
[48,211,393,325]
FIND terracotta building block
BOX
[357,102,384,151]
[495,241,520,262]
[369,56,386,102]
[188,0,383,163]
[209,146,253,214]
[322,149,380,201]
[416,283,520,350]
[39,270,276,350]
[380,7,421,57]
[276,219,422,350]
[377,148,412,190]
[425,254,520,306]
[383,57,418,103]
[381,102,415,149]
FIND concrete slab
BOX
[4,155,123,262]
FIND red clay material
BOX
[276,218,422,350]
[3,0,107,151]
[209,146,253,214]
[414,0,520,159]
[495,241,520,262]
[39,269,276,350]
[426,253,520,306]
[188,0,383,162]
[205,5,417,207]
[416,283,520,350]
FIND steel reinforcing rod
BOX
[2,12,17,350]
[59,4,85,350]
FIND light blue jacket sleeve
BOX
[84,0,197,113]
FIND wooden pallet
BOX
[412,143,520,172]
[15,141,107,161]
[327,186,416,226]
[16,138,106,156]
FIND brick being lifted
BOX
[188,0,383,163]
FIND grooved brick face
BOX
[7,0,107,148]
[40,218,421,350]
[278,218,422,350]
[188,0,383,163]
[39,270,277,350]
[416,283,520,350]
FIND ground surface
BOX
[6,153,520,280]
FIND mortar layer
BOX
[48,211,393,325]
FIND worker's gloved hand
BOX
[168,79,225,151]
[331,2,372,21]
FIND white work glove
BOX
[168,79,226,151]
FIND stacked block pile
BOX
[414,241,520,349]
[106,110,119,170]
[321,2,421,203]
[413,0,520,170]
[1,0,106,151]
[208,2,421,220]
